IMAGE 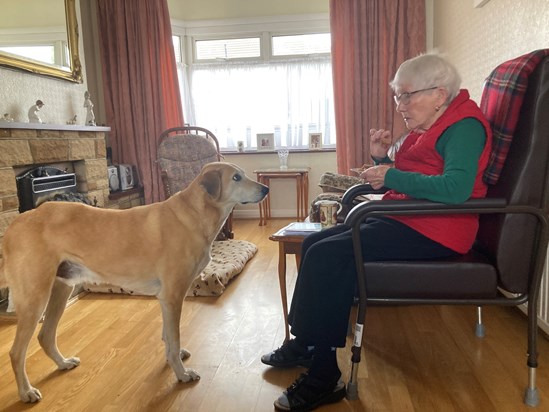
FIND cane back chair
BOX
[157,126,233,240]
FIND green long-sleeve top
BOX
[384,118,487,204]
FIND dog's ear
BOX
[200,170,222,200]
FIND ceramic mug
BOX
[315,200,342,228]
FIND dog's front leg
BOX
[9,291,51,403]
[38,280,80,371]
[158,296,200,382]
[162,321,191,361]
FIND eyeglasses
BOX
[393,86,438,105]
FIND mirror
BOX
[0,0,83,83]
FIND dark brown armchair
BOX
[342,52,549,406]
[157,126,233,240]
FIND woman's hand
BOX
[361,165,391,190]
[369,129,392,159]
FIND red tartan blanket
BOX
[480,49,549,185]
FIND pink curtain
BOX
[330,0,426,173]
[97,0,184,204]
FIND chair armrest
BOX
[341,184,389,205]
[343,197,509,228]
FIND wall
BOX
[433,0,549,334]
[433,0,549,103]
[167,0,328,20]
[224,151,337,219]
[0,0,90,126]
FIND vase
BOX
[278,149,289,170]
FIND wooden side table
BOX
[269,223,320,342]
[254,168,310,226]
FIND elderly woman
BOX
[262,53,493,411]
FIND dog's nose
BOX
[262,186,269,196]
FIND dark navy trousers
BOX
[287,217,458,347]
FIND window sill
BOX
[221,148,336,155]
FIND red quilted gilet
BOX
[383,89,492,253]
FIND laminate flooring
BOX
[0,218,547,411]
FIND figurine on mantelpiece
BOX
[83,91,96,126]
[0,113,14,122]
[28,100,44,123]
[66,115,77,125]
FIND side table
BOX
[269,222,320,342]
[254,168,310,226]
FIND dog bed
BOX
[83,239,257,297]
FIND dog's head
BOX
[199,162,268,206]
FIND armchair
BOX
[342,51,549,406]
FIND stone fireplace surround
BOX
[0,122,112,256]
[0,122,146,308]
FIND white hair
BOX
[390,53,462,103]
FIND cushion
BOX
[319,172,363,193]
[84,240,257,297]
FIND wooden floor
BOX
[0,218,548,411]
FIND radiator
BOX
[534,249,549,334]
[516,247,549,334]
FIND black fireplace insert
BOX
[16,166,77,213]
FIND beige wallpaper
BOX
[0,68,89,125]
[433,0,549,103]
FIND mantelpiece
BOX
[0,122,110,133]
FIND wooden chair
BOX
[342,52,549,406]
[157,126,233,240]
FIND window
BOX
[272,33,331,56]
[173,15,335,151]
[195,37,260,60]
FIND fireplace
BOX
[0,123,148,312]
[0,122,111,246]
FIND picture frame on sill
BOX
[309,132,322,151]
[257,133,275,151]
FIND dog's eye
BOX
[233,174,242,182]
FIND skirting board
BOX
[233,208,305,220]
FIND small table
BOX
[255,168,310,226]
[269,223,320,342]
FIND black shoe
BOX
[261,339,314,368]
[274,372,346,411]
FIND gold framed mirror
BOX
[0,0,83,83]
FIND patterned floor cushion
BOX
[84,239,257,297]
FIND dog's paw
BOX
[180,348,191,360]
[20,387,42,403]
[177,368,200,383]
[58,356,80,370]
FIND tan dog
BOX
[0,162,268,403]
